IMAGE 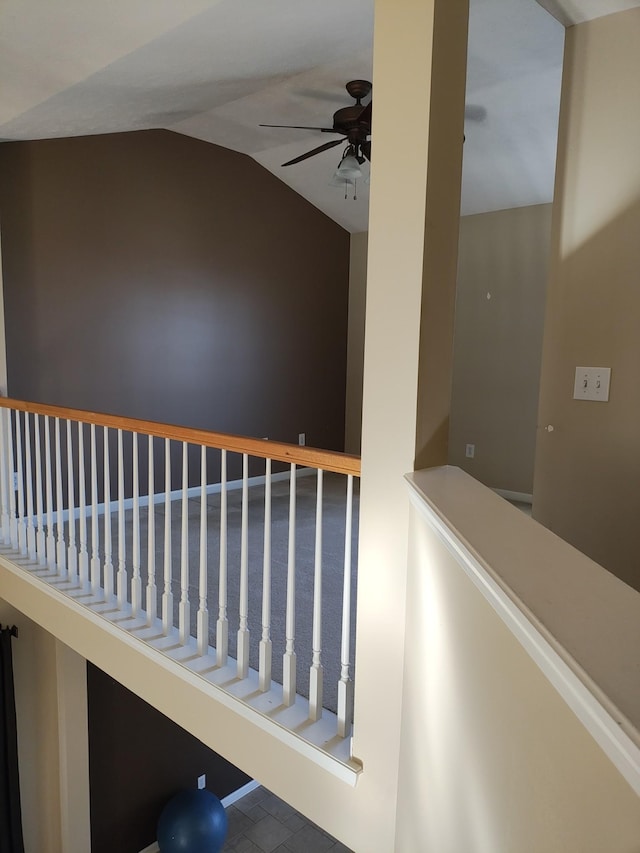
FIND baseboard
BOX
[493,488,533,505]
[138,780,260,853]
[220,778,261,808]
[23,467,315,526]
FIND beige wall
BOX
[396,500,640,852]
[0,601,90,853]
[533,8,640,591]
[0,601,62,853]
[449,204,551,494]
[344,231,368,454]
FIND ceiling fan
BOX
[260,79,372,168]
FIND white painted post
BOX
[116,429,126,609]
[337,474,355,738]
[0,408,10,544]
[237,453,250,679]
[102,427,113,598]
[77,422,89,585]
[162,438,173,635]
[54,418,66,572]
[146,435,157,625]
[197,446,208,656]
[66,420,77,578]
[34,415,46,563]
[7,408,18,550]
[90,424,99,592]
[258,457,272,692]
[15,410,27,555]
[216,449,228,665]
[309,468,324,721]
[131,432,141,615]
[179,441,190,645]
[283,463,297,706]
[44,416,55,567]
[24,412,36,560]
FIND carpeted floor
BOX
[105,472,359,714]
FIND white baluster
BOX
[283,463,297,706]
[179,442,190,645]
[309,468,324,721]
[131,432,141,615]
[15,411,27,555]
[66,420,77,578]
[34,415,46,563]
[162,438,173,635]
[237,453,250,679]
[117,429,126,608]
[337,474,355,738]
[90,424,100,592]
[146,435,157,625]
[103,428,113,598]
[7,408,18,549]
[44,416,55,566]
[0,408,11,544]
[54,418,67,573]
[24,413,37,560]
[77,422,89,585]
[216,449,228,665]
[197,446,208,655]
[259,458,272,692]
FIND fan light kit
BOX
[260,79,372,200]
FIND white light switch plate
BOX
[573,366,611,401]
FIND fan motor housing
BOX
[333,105,370,135]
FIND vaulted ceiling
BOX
[1,0,636,232]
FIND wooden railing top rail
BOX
[0,397,361,477]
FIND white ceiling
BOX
[0,0,635,232]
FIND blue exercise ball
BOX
[157,788,228,853]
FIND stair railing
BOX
[0,398,360,740]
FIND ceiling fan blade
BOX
[259,124,341,133]
[361,141,371,162]
[281,137,346,167]
[358,100,372,129]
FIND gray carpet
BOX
[95,472,359,714]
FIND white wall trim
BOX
[21,466,315,525]
[492,488,533,504]
[406,479,640,797]
[220,778,261,808]
[0,554,359,787]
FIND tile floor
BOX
[223,786,353,853]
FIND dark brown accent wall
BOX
[87,662,250,853]
[0,130,350,451]
[0,131,350,849]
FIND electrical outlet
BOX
[465,444,475,459]
[12,472,18,490]
[298,433,306,446]
[197,774,206,790]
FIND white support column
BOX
[258,457,272,692]
[54,418,66,574]
[351,0,468,848]
[237,453,250,679]
[55,641,91,853]
[282,463,297,706]
[179,441,190,645]
[308,468,324,721]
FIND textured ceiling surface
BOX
[1,0,630,232]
